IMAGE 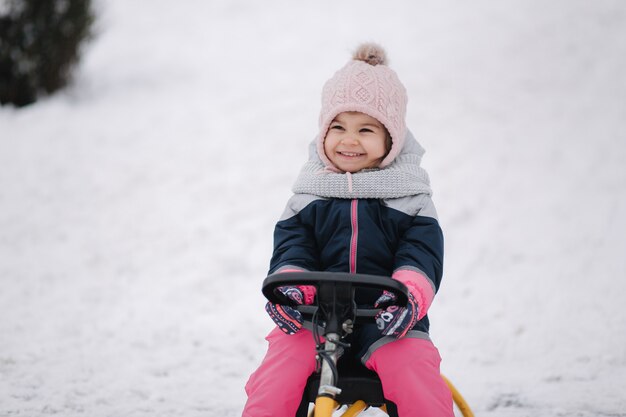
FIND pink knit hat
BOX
[317,43,408,169]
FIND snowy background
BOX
[1,0,626,416]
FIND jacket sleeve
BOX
[268,194,321,275]
[391,195,444,319]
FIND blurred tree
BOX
[0,0,94,107]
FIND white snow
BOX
[1,0,625,416]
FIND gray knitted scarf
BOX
[292,131,432,199]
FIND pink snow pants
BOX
[242,327,454,417]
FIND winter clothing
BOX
[272,132,442,336]
[265,286,305,335]
[374,290,420,338]
[270,135,443,332]
[265,301,303,335]
[295,132,431,198]
[242,133,452,416]
[243,43,452,417]
[277,286,306,305]
[243,328,454,417]
[243,328,318,417]
[365,335,454,416]
[317,43,408,170]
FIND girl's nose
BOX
[341,136,359,145]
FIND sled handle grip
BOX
[262,271,409,308]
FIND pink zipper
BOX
[350,199,358,273]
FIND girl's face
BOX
[323,112,390,173]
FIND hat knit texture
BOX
[317,43,408,169]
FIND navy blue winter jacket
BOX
[269,193,443,333]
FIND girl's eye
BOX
[330,125,344,130]
[360,128,374,133]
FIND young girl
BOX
[242,43,454,417]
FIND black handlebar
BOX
[262,271,409,315]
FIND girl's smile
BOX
[323,112,390,173]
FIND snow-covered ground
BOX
[1,0,625,416]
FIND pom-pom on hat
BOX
[317,43,408,169]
